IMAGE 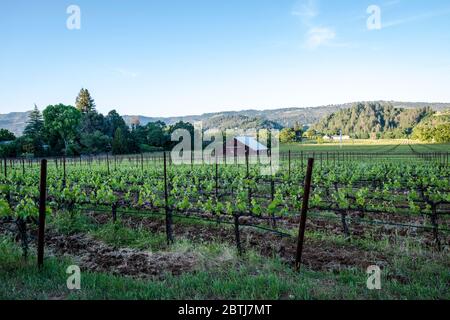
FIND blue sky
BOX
[1,0,450,117]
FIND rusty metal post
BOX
[234,214,242,256]
[37,159,48,269]
[288,150,291,178]
[295,158,314,271]
[106,153,110,175]
[215,160,219,200]
[163,152,173,244]
[62,156,66,187]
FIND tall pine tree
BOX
[23,104,44,137]
[23,105,45,156]
[75,88,96,113]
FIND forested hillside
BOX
[312,102,434,139]
[411,112,450,143]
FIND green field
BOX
[280,139,450,153]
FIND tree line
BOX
[0,89,194,158]
[311,102,450,142]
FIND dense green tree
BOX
[411,112,450,143]
[304,129,317,140]
[313,102,432,139]
[112,127,127,154]
[22,105,45,155]
[0,129,15,142]
[168,121,195,150]
[79,111,106,134]
[23,105,43,137]
[105,110,128,137]
[75,88,96,113]
[433,123,450,143]
[279,128,296,143]
[43,104,81,155]
[293,121,303,141]
[80,130,111,154]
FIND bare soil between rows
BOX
[89,212,389,272]
[0,222,199,278]
[45,231,199,278]
[3,206,446,279]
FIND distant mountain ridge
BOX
[1,101,449,136]
[123,101,450,130]
[0,111,31,136]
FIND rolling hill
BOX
[1,101,449,136]
[312,102,435,138]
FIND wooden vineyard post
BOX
[270,179,276,228]
[141,153,144,172]
[112,203,117,223]
[3,158,6,177]
[295,158,314,271]
[37,159,48,270]
[215,160,219,200]
[106,153,110,175]
[163,152,174,244]
[22,158,25,176]
[234,214,242,256]
[301,151,304,170]
[288,150,291,178]
[62,156,66,187]
[245,151,249,177]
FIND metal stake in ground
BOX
[295,158,314,271]
[234,214,242,256]
[37,159,48,270]
[163,152,174,244]
[62,156,66,187]
[106,153,110,175]
[288,150,291,178]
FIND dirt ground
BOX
[89,212,390,271]
[3,208,446,278]
[45,231,199,278]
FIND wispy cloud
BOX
[292,0,339,50]
[384,0,401,7]
[305,27,336,49]
[114,68,139,78]
[383,9,450,29]
[291,0,318,25]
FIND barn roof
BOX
[235,136,268,151]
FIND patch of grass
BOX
[0,235,448,300]
[49,210,97,235]
[91,220,168,251]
